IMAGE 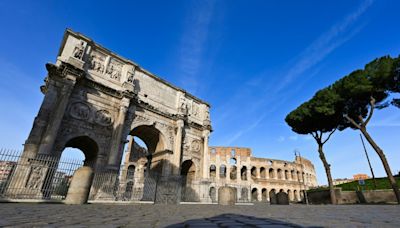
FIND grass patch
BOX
[337,177,400,191]
[308,177,400,192]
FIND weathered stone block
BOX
[218,186,236,205]
[65,166,94,204]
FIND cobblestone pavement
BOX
[0,203,399,227]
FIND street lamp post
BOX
[295,150,309,205]
[360,134,377,189]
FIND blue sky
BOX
[0,0,399,184]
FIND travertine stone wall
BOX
[207,146,318,202]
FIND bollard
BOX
[65,166,94,205]
[218,186,236,205]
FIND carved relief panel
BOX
[106,58,123,81]
[89,50,106,74]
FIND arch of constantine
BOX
[6,29,317,203]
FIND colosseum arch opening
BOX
[261,188,268,202]
[277,169,283,179]
[209,165,216,179]
[251,188,258,202]
[230,165,237,180]
[269,168,275,179]
[241,166,247,180]
[284,170,289,180]
[269,189,277,204]
[251,167,257,179]
[260,167,266,179]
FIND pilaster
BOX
[202,130,210,178]
[172,119,184,174]
[108,96,131,168]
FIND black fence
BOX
[0,149,84,200]
[0,149,213,203]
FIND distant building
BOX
[353,174,369,180]
[333,174,370,186]
[333,178,353,186]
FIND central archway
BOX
[128,125,169,176]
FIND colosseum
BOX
[207,147,317,203]
[120,140,318,203]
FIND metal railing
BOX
[0,149,84,200]
[0,149,254,204]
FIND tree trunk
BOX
[317,143,337,204]
[360,127,400,204]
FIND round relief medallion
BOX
[94,110,113,126]
[70,102,90,120]
[191,140,201,152]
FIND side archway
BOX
[181,160,198,202]
[62,135,99,167]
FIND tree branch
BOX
[318,130,323,140]
[344,114,361,129]
[311,132,318,141]
[322,128,337,145]
[364,96,376,127]
[358,115,365,125]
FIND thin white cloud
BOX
[303,135,314,141]
[289,135,298,141]
[275,0,374,92]
[178,0,216,94]
[221,0,373,145]
[277,136,285,142]
[225,113,267,145]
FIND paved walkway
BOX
[0,203,399,227]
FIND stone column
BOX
[108,96,131,168]
[246,167,251,182]
[37,78,77,155]
[202,130,210,178]
[226,163,231,181]
[172,119,184,174]
[256,167,260,179]
[236,156,241,181]
[257,189,262,202]
[274,169,278,180]
[215,156,220,180]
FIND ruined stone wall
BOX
[207,146,318,202]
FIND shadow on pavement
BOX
[165,213,323,227]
